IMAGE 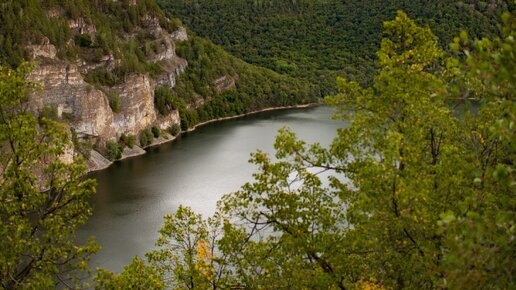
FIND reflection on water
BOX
[78,106,344,272]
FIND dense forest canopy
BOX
[159,0,514,94]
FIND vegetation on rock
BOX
[0,64,98,288]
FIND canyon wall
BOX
[26,22,189,171]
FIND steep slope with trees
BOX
[0,0,317,168]
[160,0,513,94]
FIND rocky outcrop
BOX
[87,150,112,172]
[121,146,146,159]
[156,57,188,87]
[156,110,180,130]
[113,74,157,136]
[27,38,57,60]
[27,62,117,143]
[214,75,236,93]
[148,26,189,88]
[171,27,188,42]
[68,17,96,36]
[144,15,163,38]
[26,20,188,171]
[79,54,118,74]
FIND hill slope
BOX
[159,0,513,94]
[0,0,317,167]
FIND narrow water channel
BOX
[78,106,344,272]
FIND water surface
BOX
[79,106,343,272]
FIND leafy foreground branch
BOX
[0,64,98,288]
[96,11,514,290]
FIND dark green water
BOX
[78,106,343,272]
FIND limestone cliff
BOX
[27,62,117,143]
[24,16,188,171]
[113,74,157,136]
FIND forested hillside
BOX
[0,0,317,137]
[160,36,318,130]
[0,0,177,71]
[159,0,514,94]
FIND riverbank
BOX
[86,103,319,173]
[185,103,318,133]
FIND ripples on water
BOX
[78,106,345,272]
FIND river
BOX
[78,105,344,272]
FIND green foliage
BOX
[119,133,136,149]
[71,128,92,159]
[151,126,160,138]
[74,33,92,47]
[106,140,122,161]
[139,128,154,147]
[436,11,516,287]
[95,257,164,290]
[107,92,121,113]
[160,0,513,91]
[145,206,227,289]
[171,36,319,129]
[84,68,119,87]
[154,85,181,115]
[0,63,98,288]
[111,11,514,289]
[168,123,181,136]
[39,105,58,121]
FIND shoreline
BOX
[185,103,318,133]
[87,103,319,173]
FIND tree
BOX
[145,205,228,290]
[94,257,164,290]
[0,63,98,289]
[436,11,515,288]
[215,11,514,289]
[97,11,514,289]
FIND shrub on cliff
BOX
[120,133,136,149]
[139,128,154,147]
[39,105,59,121]
[154,86,186,115]
[108,92,121,113]
[168,124,181,136]
[106,140,122,161]
[74,34,92,47]
[151,126,160,138]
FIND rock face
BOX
[27,38,57,60]
[113,74,157,136]
[157,110,180,130]
[156,57,188,88]
[87,150,112,172]
[26,22,189,171]
[171,27,188,42]
[149,26,189,88]
[27,61,117,143]
[68,17,96,36]
[214,75,236,93]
